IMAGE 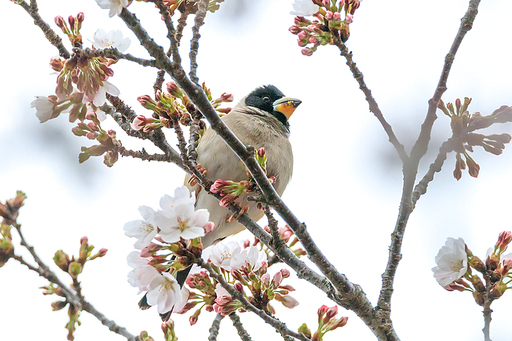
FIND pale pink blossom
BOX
[230,245,267,271]
[208,241,241,270]
[154,186,209,243]
[432,237,468,286]
[95,0,130,18]
[124,206,158,249]
[290,0,319,16]
[126,251,159,292]
[93,29,131,52]
[146,272,189,314]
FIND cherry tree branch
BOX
[208,314,225,341]
[376,0,482,330]
[12,0,70,59]
[117,6,393,339]
[11,224,139,341]
[332,39,408,164]
[229,313,253,341]
[189,0,209,84]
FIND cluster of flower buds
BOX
[433,232,512,306]
[161,319,178,341]
[72,112,122,167]
[139,331,155,341]
[43,236,107,338]
[252,225,307,261]
[132,82,230,134]
[438,98,512,180]
[210,179,252,207]
[0,191,26,226]
[298,305,348,340]
[53,236,108,280]
[289,0,361,56]
[0,223,14,268]
[55,13,84,45]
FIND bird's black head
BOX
[245,85,285,114]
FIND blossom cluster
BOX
[432,232,512,305]
[438,98,512,180]
[131,82,232,133]
[289,0,361,56]
[31,13,131,124]
[181,240,299,324]
[299,305,348,341]
[125,186,212,314]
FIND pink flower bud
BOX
[77,12,85,24]
[261,273,270,287]
[333,12,341,21]
[272,271,283,288]
[80,236,88,245]
[325,11,333,20]
[243,239,251,248]
[219,194,236,207]
[297,31,308,40]
[205,305,214,312]
[496,231,512,251]
[131,115,147,131]
[309,37,319,44]
[203,221,215,234]
[324,305,338,322]
[345,13,353,23]
[234,282,244,292]
[301,48,314,56]
[87,121,99,132]
[280,268,290,278]
[210,179,233,193]
[289,25,301,34]
[502,258,512,275]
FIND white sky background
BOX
[1,0,512,340]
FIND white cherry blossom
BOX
[93,29,131,52]
[124,206,158,249]
[432,237,468,286]
[290,0,319,16]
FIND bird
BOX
[189,85,301,246]
[178,85,301,283]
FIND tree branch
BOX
[229,313,253,341]
[13,0,70,59]
[376,0,482,333]
[117,6,386,338]
[189,0,209,84]
[208,314,225,341]
[12,224,139,341]
[333,39,409,164]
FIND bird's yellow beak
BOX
[273,97,302,120]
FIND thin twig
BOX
[411,140,454,207]
[189,0,209,84]
[82,48,157,67]
[208,314,225,341]
[12,224,138,341]
[376,0,482,334]
[333,39,408,164]
[13,0,70,59]
[229,313,253,341]
[176,10,189,45]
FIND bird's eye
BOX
[262,96,271,103]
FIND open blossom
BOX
[95,0,130,17]
[215,283,231,298]
[208,241,241,270]
[154,186,209,243]
[124,206,158,249]
[290,0,319,16]
[93,29,131,52]
[146,272,189,314]
[88,80,120,107]
[31,96,56,123]
[126,251,159,292]
[432,237,468,286]
[230,245,267,271]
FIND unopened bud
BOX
[53,250,70,272]
[68,261,82,278]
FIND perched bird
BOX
[187,84,301,248]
